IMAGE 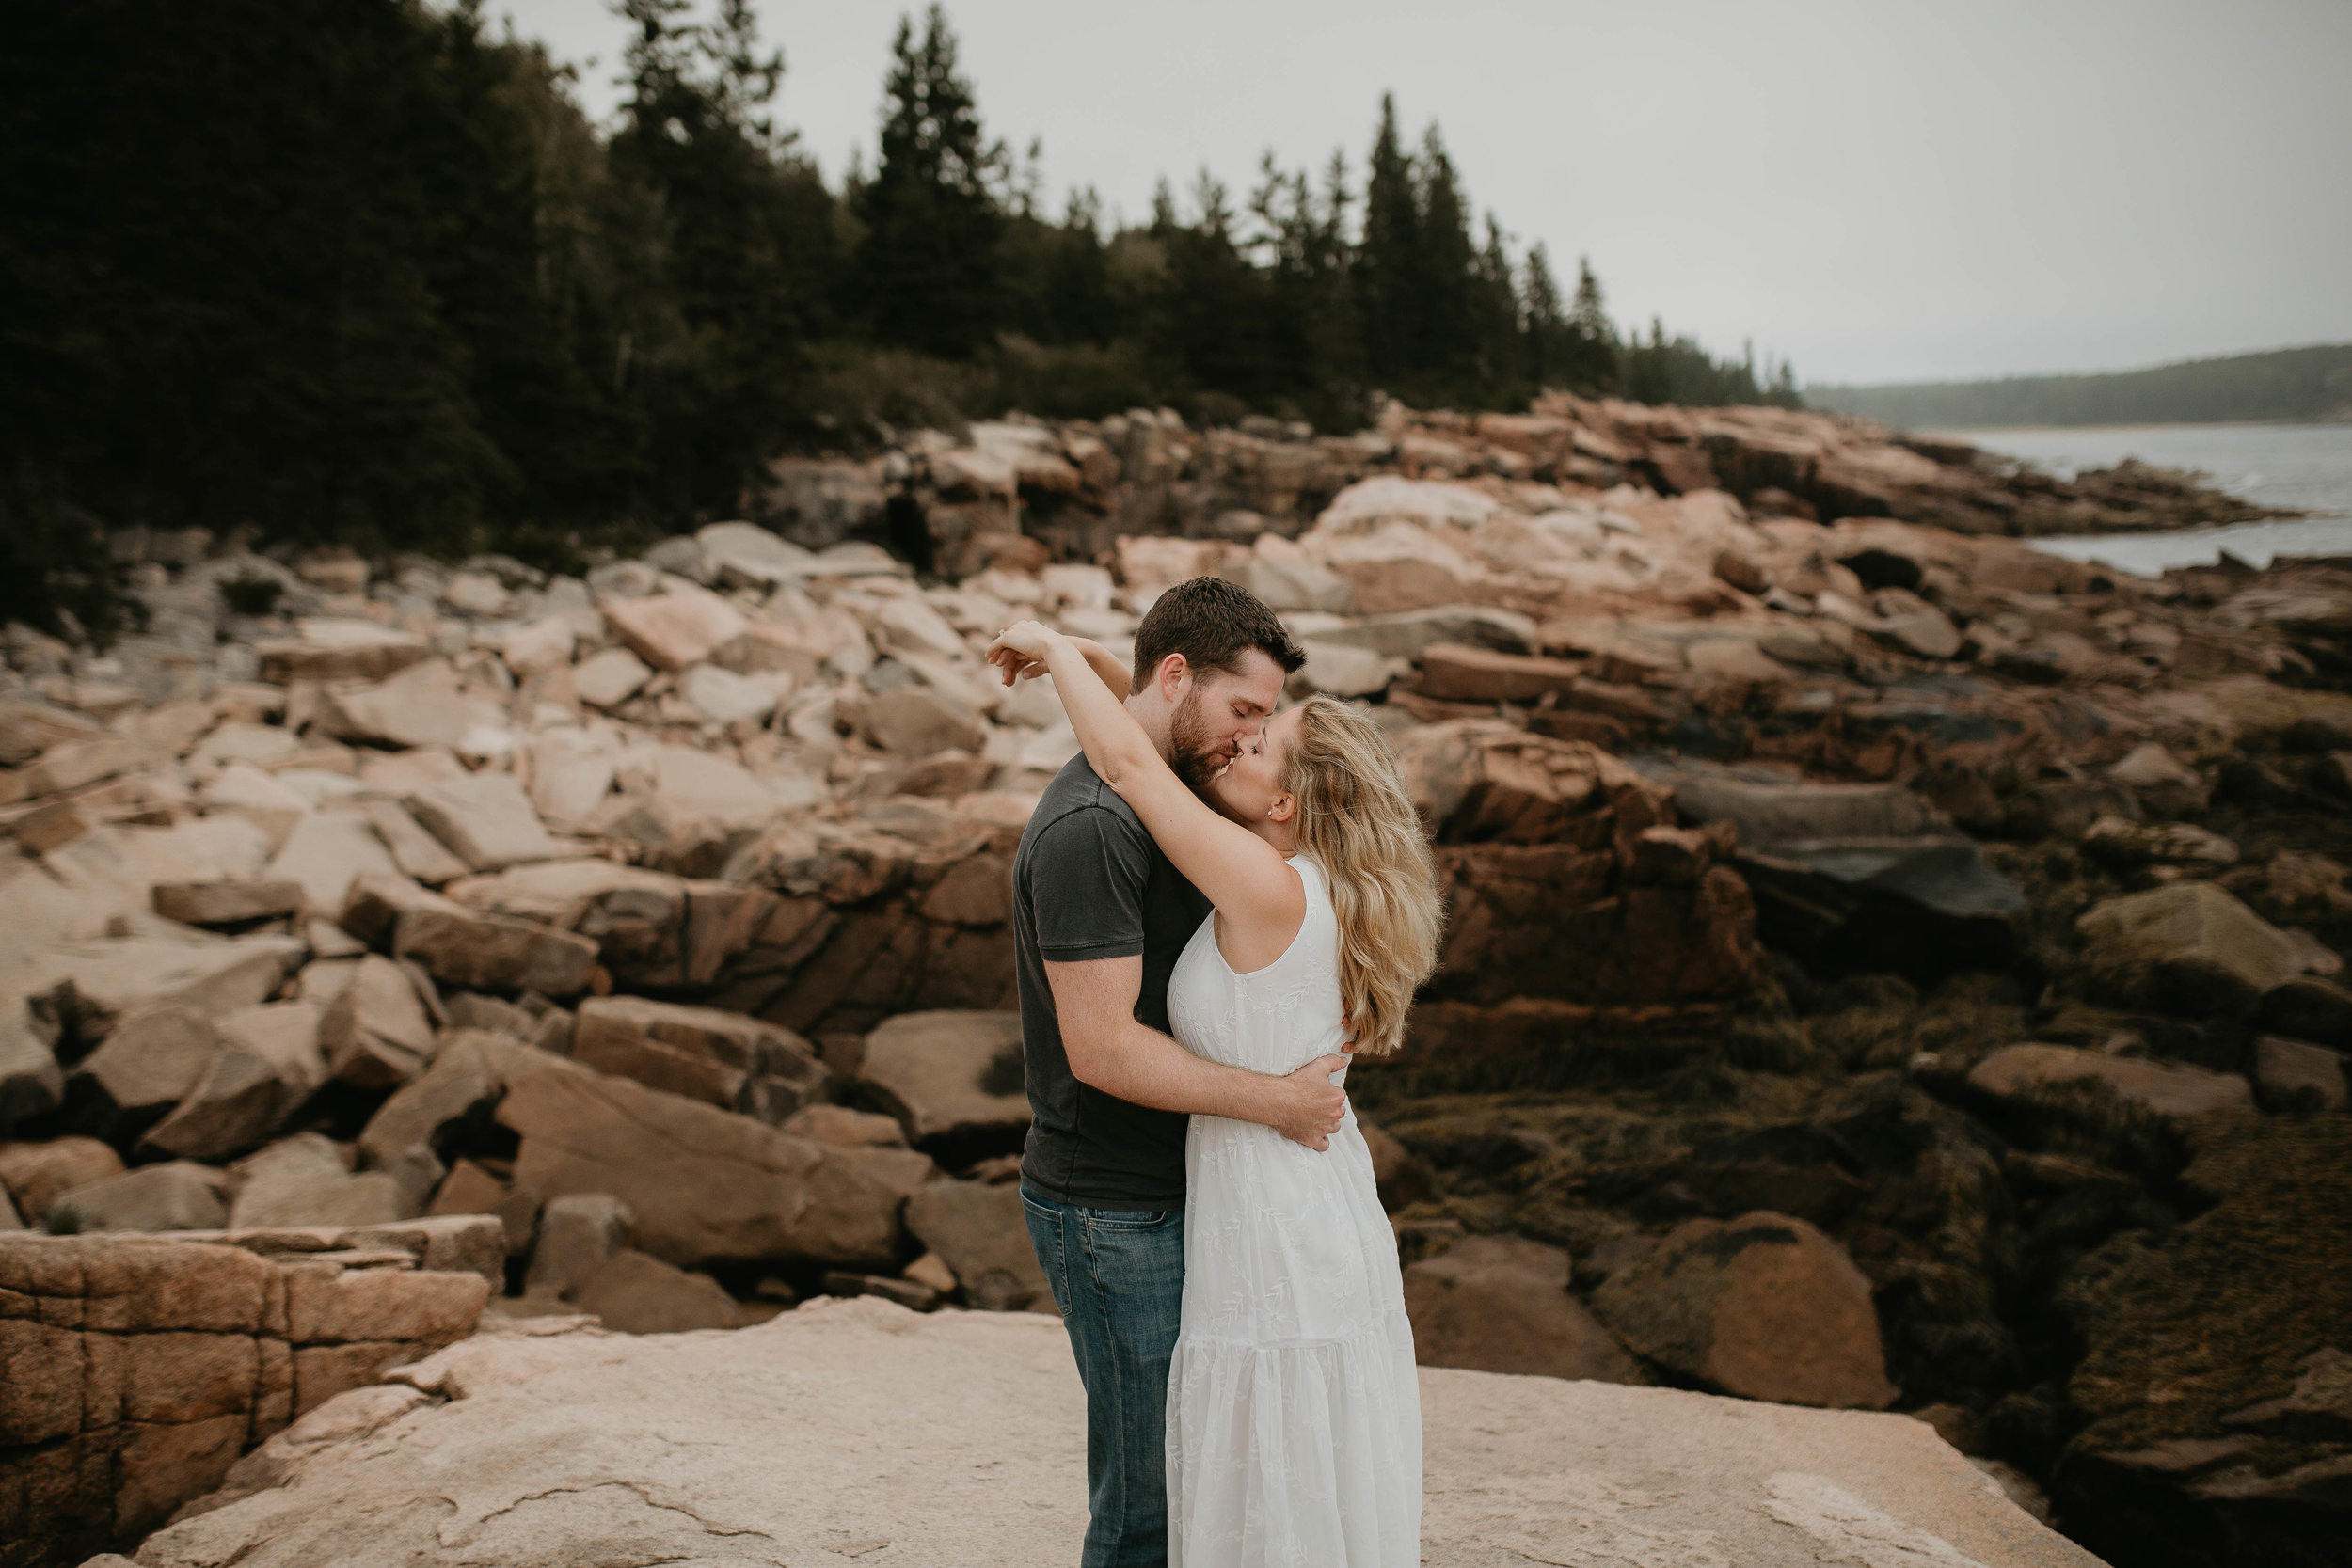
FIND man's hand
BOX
[1267,1053,1351,1151]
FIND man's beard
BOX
[1168,689,1225,792]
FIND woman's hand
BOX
[985,619,1059,687]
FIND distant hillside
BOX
[1809,342,2352,430]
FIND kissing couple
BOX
[988,576,1444,1568]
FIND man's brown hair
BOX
[1128,576,1306,695]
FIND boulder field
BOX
[0,394,2345,1566]
[84,1295,2100,1568]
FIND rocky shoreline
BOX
[3,397,2346,1567]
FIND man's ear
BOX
[1154,652,1191,702]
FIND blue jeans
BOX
[1022,1186,1185,1568]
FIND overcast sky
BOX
[494,0,2352,387]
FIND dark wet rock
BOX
[2050,1116,2352,1568]
[2257,976,2352,1051]
[1640,758,2025,980]
[2251,1037,2347,1112]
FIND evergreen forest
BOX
[1810,343,2352,430]
[0,0,1801,632]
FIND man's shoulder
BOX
[1025,754,1149,842]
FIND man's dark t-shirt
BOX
[1013,752,1212,1211]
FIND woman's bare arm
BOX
[992,624,1304,962]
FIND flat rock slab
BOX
[119,1298,2102,1568]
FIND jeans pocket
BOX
[1079,1207,1173,1231]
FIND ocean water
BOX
[1947,422,2352,576]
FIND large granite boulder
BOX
[1592,1210,1899,1410]
[392,905,599,999]
[855,1010,1028,1156]
[0,1229,486,1564]
[111,1297,2101,1568]
[494,1053,903,1271]
[571,995,833,1125]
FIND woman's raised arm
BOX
[990,622,1303,959]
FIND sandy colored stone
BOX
[1417,641,1587,703]
[72,1008,217,1132]
[570,646,653,710]
[601,584,749,672]
[678,663,780,725]
[151,879,305,927]
[496,1055,902,1271]
[229,1134,404,1231]
[0,1136,125,1223]
[571,995,832,1123]
[903,1180,1048,1311]
[524,1193,632,1298]
[56,1161,230,1231]
[320,955,437,1089]
[1592,1210,1899,1410]
[28,936,302,1041]
[2076,881,2303,1014]
[859,685,986,758]
[1969,1042,2255,1117]
[780,1103,909,1148]
[315,659,503,752]
[358,799,472,885]
[127,1298,2100,1568]
[856,1009,1028,1148]
[265,812,402,918]
[393,906,599,998]
[1405,1233,1638,1384]
[498,615,575,679]
[255,621,430,685]
[565,1248,746,1334]
[1288,639,1392,699]
[407,771,554,874]
[17,735,153,799]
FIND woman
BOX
[986,619,1444,1568]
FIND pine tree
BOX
[1409,125,1479,393]
[611,0,833,515]
[854,6,1002,356]
[1358,94,1419,388]
[1470,213,1524,394]
[1562,256,1619,393]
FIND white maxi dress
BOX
[1163,854,1422,1567]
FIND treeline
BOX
[1810,343,2352,430]
[0,0,1797,634]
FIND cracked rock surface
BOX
[103,1296,2099,1568]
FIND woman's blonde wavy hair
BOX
[1279,694,1446,1055]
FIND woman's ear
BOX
[1267,790,1297,825]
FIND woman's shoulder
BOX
[1284,853,1336,907]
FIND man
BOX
[1010,576,1347,1568]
